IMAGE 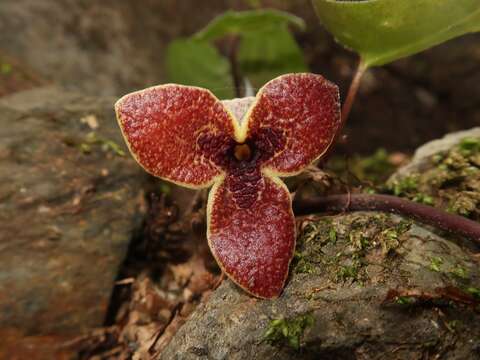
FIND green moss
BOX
[386,136,480,220]
[466,287,480,299]
[292,220,337,274]
[293,251,316,274]
[429,256,444,272]
[81,132,126,157]
[389,175,419,196]
[357,148,397,181]
[296,214,412,286]
[299,220,335,244]
[449,265,468,279]
[386,176,434,205]
[347,217,410,256]
[458,137,480,156]
[328,228,337,243]
[348,232,369,251]
[447,192,478,217]
[412,193,434,205]
[336,263,360,282]
[396,296,416,305]
[263,313,314,350]
[327,148,401,185]
[379,229,399,254]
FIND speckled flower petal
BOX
[115,85,237,188]
[207,175,296,298]
[244,73,341,176]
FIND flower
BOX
[115,73,340,298]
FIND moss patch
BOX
[263,313,314,350]
[294,214,412,285]
[386,137,480,220]
[327,148,403,185]
[81,132,126,156]
[386,175,435,205]
[428,256,444,272]
[64,131,126,157]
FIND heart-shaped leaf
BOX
[194,9,306,42]
[166,10,308,95]
[312,0,480,67]
[238,26,307,89]
[165,39,235,99]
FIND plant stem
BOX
[340,60,367,127]
[293,193,480,245]
[228,36,242,97]
[321,59,367,161]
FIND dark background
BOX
[1,0,479,154]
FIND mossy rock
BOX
[161,211,479,359]
[161,128,480,360]
[387,128,480,220]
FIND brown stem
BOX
[321,59,367,162]
[293,193,480,245]
[340,60,367,128]
[227,36,242,97]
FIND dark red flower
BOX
[115,73,340,298]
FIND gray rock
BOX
[0,88,145,342]
[391,127,480,179]
[161,132,480,359]
[0,0,239,97]
[386,127,480,223]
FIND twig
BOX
[293,193,480,245]
[148,302,183,355]
[213,272,225,290]
[382,286,479,310]
[115,277,135,286]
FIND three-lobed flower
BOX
[115,73,340,298]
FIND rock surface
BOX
[0,87,146,356]
[392,127,480,179]
[161,129,480,359]
[387,127,480,222]
[0,0,244,96]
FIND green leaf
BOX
[238,25,307,89]
[194,9,306,42]
[165,38,234,99]
[312,0,480,67]
[166,10,308,97]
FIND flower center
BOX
[233,143,252,161]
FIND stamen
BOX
[234,143,252,161]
